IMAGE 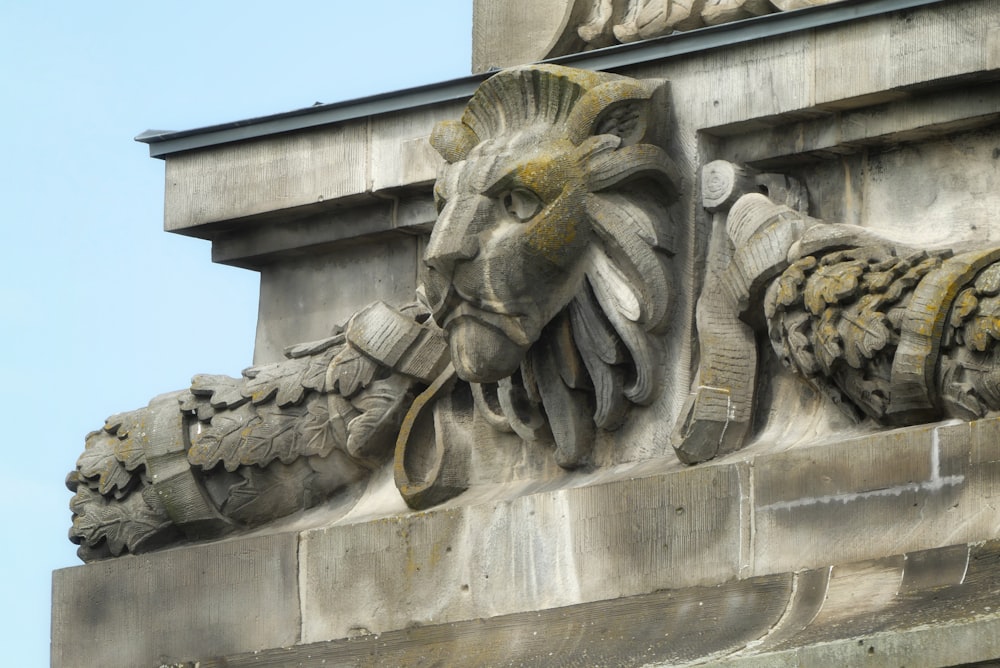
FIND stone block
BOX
[200,572,795,666]
[663,32,813,133]
[970,416,1000,465]
[813,1,998,109]
[751,421,1000,574]
[859,127,1000,245]
[253,234,421,364]
[717,542,1000,667]
[370,103,463,191]
[209,200,393,267]
[51,533,299,667]
[712,116,1000,249]
[146,541,1000,667]
[299,465,744,642]
[716,83,1000,167]
[163,122,368,234]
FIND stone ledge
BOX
[715,80,1000,167]
[52,417,1000,666]
[193,541,1000,667]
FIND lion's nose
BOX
[424,224,480,277]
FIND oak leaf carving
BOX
[189,374,249,413]
[803,262,863,315]
[839,299,892,369]
[77,431,136,498]
[950,288,979,330]
[974,262,1000,296]
[773,256,816,308]
[242,357,311,407]
[70,485,171,557]
[238,404,311,467]
[329,346,379,397]
[964,313,1000,353]
[813,307,843,372]
[221,461,315,524]
[188,407,262,472]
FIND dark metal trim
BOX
[135,75,489,158]
[137,0,947,159]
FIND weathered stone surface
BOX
[51,533,300,667]
[203,573,797,666]
[717,84,1000,168]
[54,415,1000,665]
[254,235,421,364]
[68,298,454,560]
[860,127,1000,245]
[73,28,1000,559]
[664,30,813,132]
[164,122,369,234]
[300,463,744,641]
[161,104,457,240]
[58,538,1000,667]
[812,2,998,109]
[657,0,1000,132]
[160,2,1000,241]
[471,0,584,72]
[716,542,1000,667]
[69,64,694,563]
[752,421,1000,574]
[417,64,681,483]
[370,102,463,191]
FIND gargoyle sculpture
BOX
[67,63,1000,562]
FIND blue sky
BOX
[1,3,471,663]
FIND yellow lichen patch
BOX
[513,145,579,201]
[524,209,580,264]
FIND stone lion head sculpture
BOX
[421,64,681,467]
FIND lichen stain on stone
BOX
[525,217,579,265]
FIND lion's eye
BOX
[501,188,543,222]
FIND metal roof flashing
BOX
[135,0,945,159]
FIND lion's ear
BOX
[430,120,479,163]
[585,143,682,198]
[565,79,669,147]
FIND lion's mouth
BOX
[440,300,533,348]
[423,268,541,349]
